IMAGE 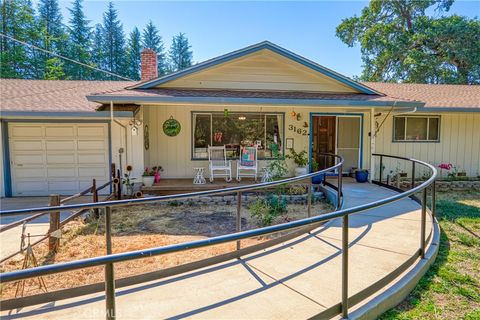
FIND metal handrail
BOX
[0,153,438,320]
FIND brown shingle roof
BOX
[0,79,134,112]
[362,82,480,109]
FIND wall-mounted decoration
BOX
[163,116,181,137]
[286,138,294,149]
[144,125,150,150]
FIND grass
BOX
[380,191,480,320]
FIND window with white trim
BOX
[192,112,284,159]
[393,116,440,142]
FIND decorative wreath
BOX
[163,116,181,137]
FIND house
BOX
[1,41,479,197]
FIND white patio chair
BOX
[208,145,232,182]
[236,145,258,182]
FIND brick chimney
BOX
[141,48,158,81]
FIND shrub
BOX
[249,193,288,226]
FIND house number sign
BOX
[288,124,308,136]
[163,116,181,137]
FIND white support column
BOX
[369,108,376,183]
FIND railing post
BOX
[236,191,241,250]
[379,155,383,183]
[48,194,61,254]
[411,162,416,190]
[341,214,349,318]
[420,188,427,259]
[104,206,116,319]
[92,179,99,219]
[431,180,436,219]
[307,181,312,217]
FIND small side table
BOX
[193,167,206,184]
[261,167,273,183]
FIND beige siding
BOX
[158,50,358,93]
[375,113,480,177]
[143,104,371,178]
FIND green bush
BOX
[249,193,288,226]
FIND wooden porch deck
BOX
[141,178,259,195]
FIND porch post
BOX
[369,108,376,182]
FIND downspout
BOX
[369,108,375,183]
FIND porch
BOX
[141,178,258,195]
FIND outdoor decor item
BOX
[236,146,258,181]
[193,167,207,184]
[355,169,369,183]
[163,116,181,136]
[142,166,162,187]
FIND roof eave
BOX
[86,94,423,108]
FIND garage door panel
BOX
[46,153,76,164]
[78,153,106,164]
[48,181,79,193]
[78,126,105,137]
[13,140,43,151]
[13,153,44,165]
[47,167,77,178]
[10,126,43,138]
[77,140,105,150]
[46,140,75,151]
[78,166,107,178]
[14,168,47,179]
[10,123,109,196]
[45,126,75,137]
[15,181,48,195]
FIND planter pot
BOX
[311,174,324,185]
[142,176,155,187]
[399,172,408,178]
[355,170,369,183]
[457,172,467,177]
[294,167,308,177]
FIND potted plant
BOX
[355,169,369,183]
[311,158,324,185]
[142,167,156,187]
[286,148,309,176]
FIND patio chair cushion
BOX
[240,146,256,167]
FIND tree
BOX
[126,27,141,80]
[0,0,38,78]
[336,0,480,84]
[90,23,105,80]
[101,2,126,79]
[66,0,92,79]
[168,32,192,72]
[142,20,167,75]
[44,56,64,79]
[37,0,67,78]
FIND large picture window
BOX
[393,116,440,142]
[192,112,284,159]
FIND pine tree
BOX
[66,0,91,79]
[142,20,166,75]
[101,2,126,79]
[0,0,38,78]
[168,32,192,72]
[126,27,141,80]
[90,23,105,80]
[37,0,67,79]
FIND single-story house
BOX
[1,41,479,197]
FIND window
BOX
[393,116,440,142]
[192,112,284,159]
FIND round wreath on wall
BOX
[163,116,181,137]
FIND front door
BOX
[311,115,361,173]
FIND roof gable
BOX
[131,41,379,95]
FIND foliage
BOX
[0,0,194,80]
[125,27,141,80]
[142,166,163,177]
[266,143,288,180]
[249,193,288,226]
[311,157,319,172]
[380,191,480,319]
[168,32,193,72]
[286,148,309,167]
[287,185,307,195]
[336,0,480,84]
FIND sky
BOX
[54,0,480,78]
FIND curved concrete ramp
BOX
[2,180,436,319]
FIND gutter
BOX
[0,111,134,119]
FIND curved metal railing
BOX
[0,153,438,319]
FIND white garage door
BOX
[9,123,110,196]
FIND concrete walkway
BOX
[1,182,433,319]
